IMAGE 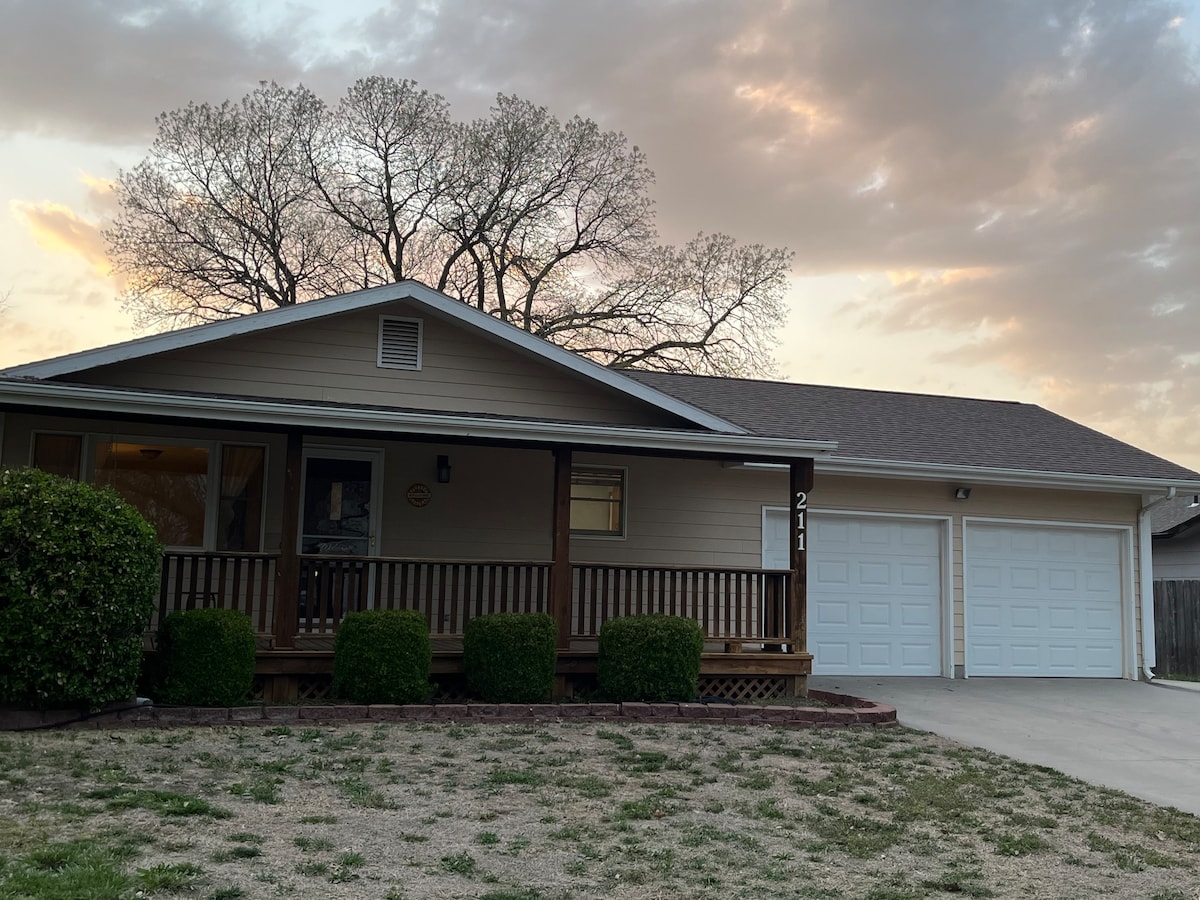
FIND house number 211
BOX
[794,491,808,552]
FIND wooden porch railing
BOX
[156,551,278,634]
[156,553,790,649]
[298,556,550,636]
[571,564,789,644]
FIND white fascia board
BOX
[727,456,1200,494]
[3,281,745,436]
[0,380,834,459]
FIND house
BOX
[2,280,1197,699]
[1152,494,1200,580]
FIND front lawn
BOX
[0,722,1197,898]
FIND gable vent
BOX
[377,316,423,370]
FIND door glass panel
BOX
[301,457,372,555]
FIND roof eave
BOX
[820,456,1200,494]
[0,379,831,460]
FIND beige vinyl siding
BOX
[68,301,680,428]
[1152,531,1200,580]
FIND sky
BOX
[3,0,1200,471]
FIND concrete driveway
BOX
[809,676,1200,815]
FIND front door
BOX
[298,449,382,630]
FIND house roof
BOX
[3,280,1198,490]
[1151,493,1200,536]
[0,281,744,437]
[627,371,1200,485]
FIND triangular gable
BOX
[4,281,744,435]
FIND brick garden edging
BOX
[0,689,895,732]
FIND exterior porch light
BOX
[436,454,452,484]
[1189,494,1200,508]
[953,486,972,500]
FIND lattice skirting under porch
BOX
[697,675,791,704]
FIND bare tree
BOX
[109,79,789,374]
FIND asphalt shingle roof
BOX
[1151,494,1200,534]
[628,371,1200,482]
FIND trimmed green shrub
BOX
[0,467,161,709]
[598,614,704,702]
[332,610,431,704]
[464,613,557,703]
[156,609,256,706]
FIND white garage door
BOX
[764,512,943,675]
[964,523,1125,677]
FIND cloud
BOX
[0,0,309,143]
[3,0,1200,466]
[11,200,111,278]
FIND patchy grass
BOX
[0,722,1198,898]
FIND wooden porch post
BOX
[272,429,303,651]
[788,458,814,695]
[550,447,573,651]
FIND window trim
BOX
[569,465,628,540]
[82,434,268,552]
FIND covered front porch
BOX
[149,436,817,701]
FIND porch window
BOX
[570,467,625,537]
[94,442,210,548]
[217,445,266,552]
[90,440,266,551]
[32,433,83,480]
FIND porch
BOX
[153,550,811,701]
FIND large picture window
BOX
[87,439,265,551]
[570,467,625,537]
[32,433,82,480]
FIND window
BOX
[570,467,625,537]
[32,433,82,480]
[91,440,265,550]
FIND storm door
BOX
[297,449,382,631]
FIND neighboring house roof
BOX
[0,281,744,437]
[1151,493,1200,537]
[628,371,1200,486]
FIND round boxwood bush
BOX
[332,609,431,704]
[156,608,256,706]
[598,614,704,702]
[0,467,161,710]
[464,612,557,703]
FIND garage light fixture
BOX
[953,486,972,500]
[1189,494,1200,508]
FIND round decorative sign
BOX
[406,483,432,507]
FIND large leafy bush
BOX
[0,467,161,709]
[598,614,704,702]
[332,610,431,704]
[464,613,557,703]
[156,608,256,706]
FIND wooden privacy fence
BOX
[1154,579,1200,677]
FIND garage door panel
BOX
[764,511,944,676]
[966,523,1123,678]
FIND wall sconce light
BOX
[953,486,972,501]
[436,454,452,484]
[1189,494,1200,509]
